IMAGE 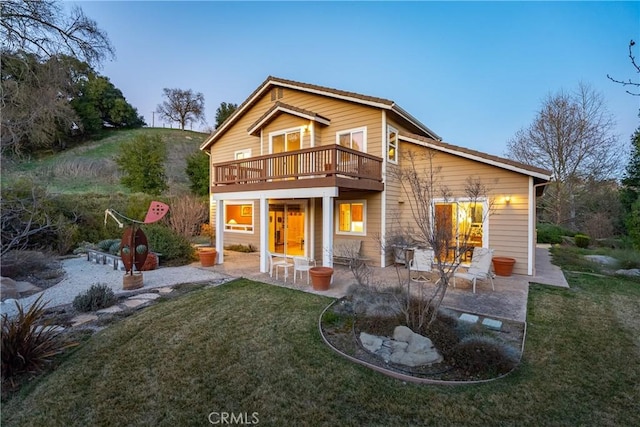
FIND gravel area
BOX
[0,256,232,317]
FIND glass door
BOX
[434,201,485,263]
[268,202,306,257]
[272,130,301,179]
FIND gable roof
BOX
[247,101,330,136]
[200,76,441,150]
[399,131,552,181]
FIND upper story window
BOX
[336,127,366,152]
[336,200,366,235]
[235,149,251,160]
[270,128,302,153]
[387,125,398,163]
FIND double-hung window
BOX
[336,200,366,235]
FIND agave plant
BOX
[1,295,77,384]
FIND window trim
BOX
[224,201,254,234]
[335,199,367,236]
[268,126,305,153]
[387,124,398,164]
[335,126,367,152]
[234,148,251,160]
[432,197,489,247]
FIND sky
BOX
[74,1,639,158]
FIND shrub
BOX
[143,224,194,266]
[0,250,49,279]
[167,194,208,238]
[115,134,168,195]
[108,240,121,255]
[1,295,76,382]
[97,239,119,252]
[537,223,575,244]
[185,151,210,196]
[574,234,590,248]
[449,335,519,378]
[225,244,257,253]
[72,284,117,312]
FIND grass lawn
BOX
[2,273,639,426]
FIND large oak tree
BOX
[156,88,205,130]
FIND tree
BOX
[156,88,205,130]
[72,74,145,132]
[506,83,620,228]
[115,134,168,195]
[0,0,114,65]
[1,52,80,155]
[185,151,210,196]
[607,40,639,97]
[621,128,640,246]
[215,102,238,129]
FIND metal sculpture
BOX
[104,201,170,289]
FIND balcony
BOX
[211,145,384,193]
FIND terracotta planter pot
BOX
[309,267,333,291]
[492,257,516,277]
[123,272,143,290]
[198,248,217,267]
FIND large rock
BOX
[359,332,383,352]
[393,325,414,343]
[407,333,434,354]
[0,277,18,301]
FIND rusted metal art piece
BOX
[144,201,170,224]
[119,226,149,274]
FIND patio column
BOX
[322,195,334,267]
[259,196,268,273]
[215,199,224,264]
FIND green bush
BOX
[115,134,168,195]
[537,223,575,244]
[108,240,121,255]
[450,335,519,378]
[143,224,194,266]
[574,234,590,248]
[185,151,210,196]
[2,295,76,382]
[73,284,117,312]
[97,239,119,252]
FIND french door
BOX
[268,202,306,257]
[434,200,486,262]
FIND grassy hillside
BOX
[1,128,208,194]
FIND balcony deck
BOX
[211,145,384,193]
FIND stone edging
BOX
[318,299,527,386]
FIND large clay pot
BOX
[309,267,333,291]
[141,252,158,271]
[198,248,217,267]
[492,257,516,277]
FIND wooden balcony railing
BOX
[211,145,383,191]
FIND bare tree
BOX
[506,83,620,228]
[156,88,205,130]
[387,150,493,330]
[607,40,639,96]
[0,0,114,65]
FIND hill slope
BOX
[2,128,208,194]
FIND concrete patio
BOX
[207,245,568,323]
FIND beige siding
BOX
[386,143,531,274]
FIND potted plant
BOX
[198,247,217,267]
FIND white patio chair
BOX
[408,248,435,283]
[268,251,289,278]
[293,256,316,285]
[453,247,495,293]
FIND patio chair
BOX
[268,251,289,278]
[408,248,435,283]
[293,256,316,285]
[453,247,495,293]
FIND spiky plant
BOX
[1,295,77,384]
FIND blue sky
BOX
[75,1,639,157]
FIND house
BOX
[200,76,551,276]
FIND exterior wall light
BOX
[505,195,511,205]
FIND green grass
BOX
[1,128,207,194]
[2,274,639,426]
